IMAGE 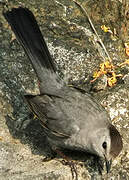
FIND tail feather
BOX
[3,7,63,94]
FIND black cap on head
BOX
[109,124,123,158]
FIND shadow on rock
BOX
[5,113,53,157]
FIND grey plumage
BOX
[3,7,123,173]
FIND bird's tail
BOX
[3,7,63,95]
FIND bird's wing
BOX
[25,87,109,139]
[24,94,74,138]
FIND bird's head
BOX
[91,124,123,173]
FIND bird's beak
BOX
[105,158,112,173]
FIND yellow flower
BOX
[101,25,112,34]
[91,60,122,87]
[125,43,129,57]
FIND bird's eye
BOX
[102,141,107,149]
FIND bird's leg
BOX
[53,148,78,180]
[62,159,78,180]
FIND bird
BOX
[3,7,123,175]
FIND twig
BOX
[73,0,112,62]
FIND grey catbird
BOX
[3,7,123,174]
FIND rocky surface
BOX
[0,0,129,179]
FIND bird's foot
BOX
[54,148,78,180]
[42,156,55,162]
[61,159,78,180]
